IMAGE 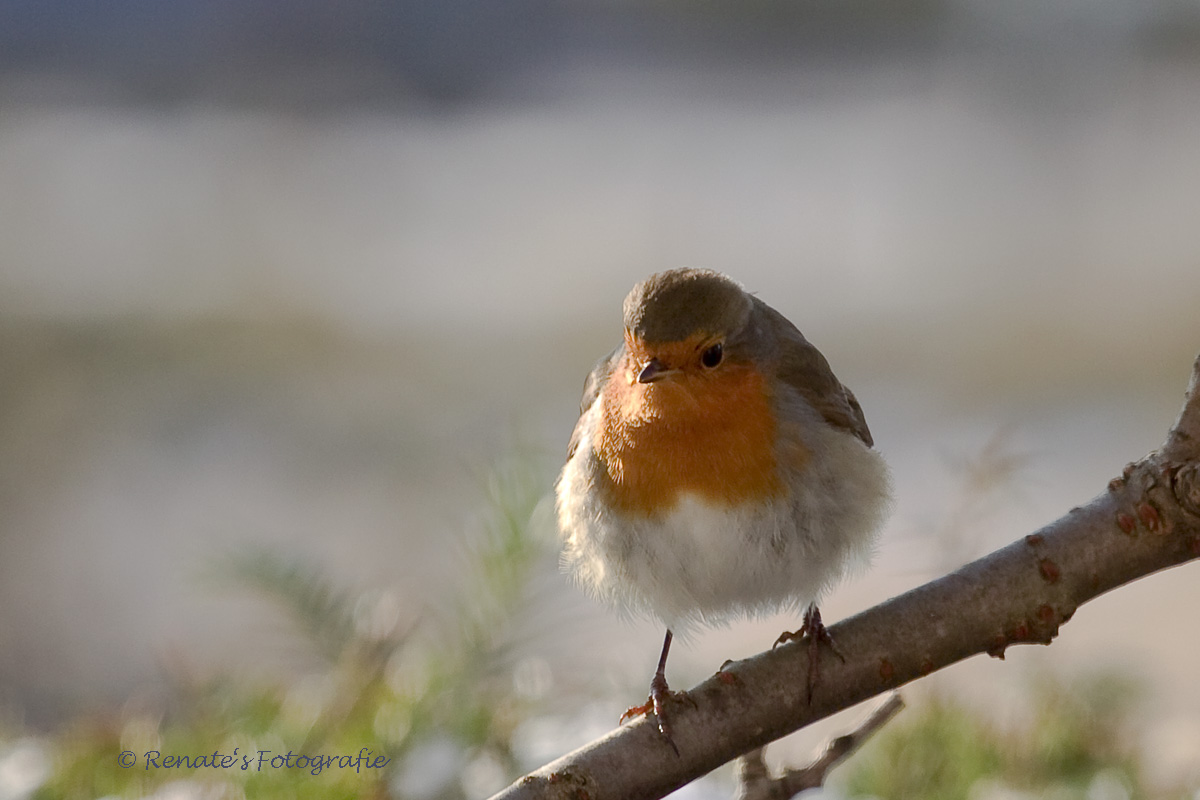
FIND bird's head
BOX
[620,268,756,387]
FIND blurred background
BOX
[2,1,1200,798]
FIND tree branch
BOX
[735,694,904,800]
[491,353,1200,800]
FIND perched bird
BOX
[555,268,891,749]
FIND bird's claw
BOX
[618,699,653,725]
[619,672,689,756]
[774,605,844,703]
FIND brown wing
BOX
[763,303,874,447]
[566,345,623,459]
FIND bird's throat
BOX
[594,364,789,516]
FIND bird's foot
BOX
[619,671,690,755]
[773,605,845,703]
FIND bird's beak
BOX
[637,357,671,383]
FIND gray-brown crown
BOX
[622,269,753,343]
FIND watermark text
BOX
[118,747,390,775]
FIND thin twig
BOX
[736,694,904,800]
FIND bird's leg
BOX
[773,604,846,703]
[619,629,683,755]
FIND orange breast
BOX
[594,357,796,516]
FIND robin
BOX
[555,268,891,750]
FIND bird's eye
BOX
[701,343,723,368]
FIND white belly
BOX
[556,402,891,632]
